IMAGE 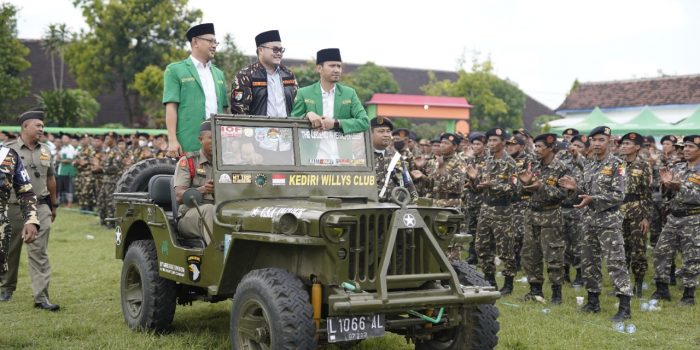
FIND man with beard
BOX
[231,30,298,117]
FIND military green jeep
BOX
[113,114,500,349]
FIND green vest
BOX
[163,58,228,152]
[290,82,369,134]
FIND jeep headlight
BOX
[323,213,356,242]
[273,213,300,235]
[433,211,461,240]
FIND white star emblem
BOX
[403,213,416,227]
[115,226,122,245]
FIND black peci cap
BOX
[186,23,215,42]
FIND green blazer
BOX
[162,58,228,152]
[291,82,369,134]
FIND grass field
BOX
[1,209,698,349]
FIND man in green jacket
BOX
[291,48,369,134]
[163,23,229,155]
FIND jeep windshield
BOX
[217,123,368,168]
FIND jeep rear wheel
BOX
[230,268,316,350]
[116,157,177,193]
[416,262,499,350]
[120,240,176,332]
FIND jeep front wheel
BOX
[230,268,316,350]
[120,240,177,332]
[416,262,499,350]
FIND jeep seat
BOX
[148,174,173,213]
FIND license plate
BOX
[326,314,385,343]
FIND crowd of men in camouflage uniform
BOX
[0,130,170,227]
[370,117,699,322]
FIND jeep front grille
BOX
[348,213,435,285]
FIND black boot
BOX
[634,275,644,298]
[499,276,514,295]
[679,287,695,306]
[551,285,562,305]
[572,268,583,287]
[670,261,677,286]
[650,281,672,301]
[522,282,544,301]
[563,265,571,284]
[485,273,497,290]
[581,292,601,313]
[466,243,478,265]
[610,295,632,321]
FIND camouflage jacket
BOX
[75,145,95,173]
[426,154,466,207]
[0,146,39,225]
[511,151,537,201]
[579,152,624,227]
[523,157,569,208]
[667,161,700,213]
[621,155,653,219]
[230,62,298,116]
[474,152,516,204]
[463,153,487,208]
[374,148,418,202]
[101,147,125,176]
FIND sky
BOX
[10,0,700,109]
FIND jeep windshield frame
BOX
[212,115,374,173]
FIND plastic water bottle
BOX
[612,322,625,333]
[640,302,650,311]
[626,324,636,334]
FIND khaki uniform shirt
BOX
[173,151,214,217]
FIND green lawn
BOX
[1,209,698,349]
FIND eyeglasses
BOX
[196,36,219,47]
[260,45,285,54]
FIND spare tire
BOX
[115,157,178,193]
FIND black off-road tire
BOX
[416,262,500,350]
[116,157,177,193]
[230,268,316,350]
[120,240,177,332]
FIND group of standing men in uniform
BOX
[368,120,699,322]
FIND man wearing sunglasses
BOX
[0,110,59,311]
[163,23,229,156]
[231,30,298,117]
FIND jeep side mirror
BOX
[183,188,204,207]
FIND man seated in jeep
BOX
[173,122,214,245]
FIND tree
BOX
[213,33,248,89]
[342,62,400,104]
[0,3,31,120]
[42,23,70,91]
[37,89,99,126]
[290,59,318,88]
[531,114,562,134]
[64,0,202,124]
[131,65,164,127]
[421,57,526,131]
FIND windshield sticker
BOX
[221,126,243,137]
[218,173,232,184]
[250,207,307,218]
[272,174,286,186]
[287,174,375,186]
[231,173,252,184]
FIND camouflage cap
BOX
[513,128,532,139]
